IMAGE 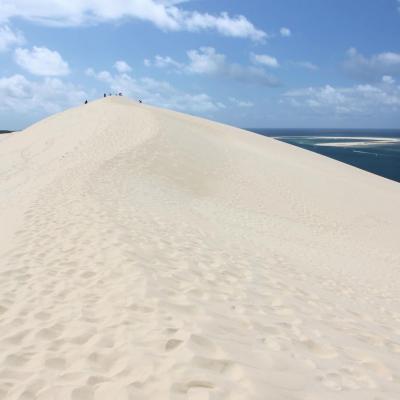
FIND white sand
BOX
[0,96,400,400]
[315,138,400,147]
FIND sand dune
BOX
[0,96,400,399]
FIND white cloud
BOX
[229,97,254,108]
[114,60,132,73]
[294,61,319,71]
[280,27,291,37]
[185,47,279,86]
[284,82,400,116]
[250,52,279,68]
[85,67,95,76]
[182,11,267,41]
[86,65,224,114]
[0,25,25,52]
[186,47,225,74]
[343,47,400,81]
[146,47,280,86]
[144,55,183,69]
[382,75,395,84]
[186,47,279,85]
[0,1,266,41]
[376,52,400,65]
[0,74,87,113]
[216,101,226,109]
[14,46,70,76]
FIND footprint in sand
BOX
[165,339,184,351]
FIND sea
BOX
[247,129,400,184]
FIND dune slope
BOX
[0,96,400,400]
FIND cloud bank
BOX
[146,47,280,86]
[0,0,266,41]
[344,48,400,81]
[0,74,86,113]
[284,80,400,116]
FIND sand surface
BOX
[0,97,400,399]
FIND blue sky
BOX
[1,0,400,129]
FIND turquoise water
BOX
[247,129,400,183]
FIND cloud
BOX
[186,47,225,74]
[86,65,224,114]
[283,82,400,116]
[293,61,319,71]
[182,11,267,41]
[144,55,183,69]
[382,75,395,84]
[250,52,279,68]
[14,46,70,76]
[280,27,291,37]
[114,60,132,73]
[0,1,267,41]
[343,47,400,81]
[0,74,87,113]
[146,47,280,86]
[187,48,279,85]
[0,25,25,52]
[229,97,254,108]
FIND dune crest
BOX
[0,97,399,399]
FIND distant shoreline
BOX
[244,128,400,183]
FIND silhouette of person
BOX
[104,93,106,97]
[139,100,142,104]
[85,100,88,104]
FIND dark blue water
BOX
[247,129,400,183]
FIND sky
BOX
[1,0,400,130]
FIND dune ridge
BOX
[0,96,399,399]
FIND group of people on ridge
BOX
[84,93,142,104]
